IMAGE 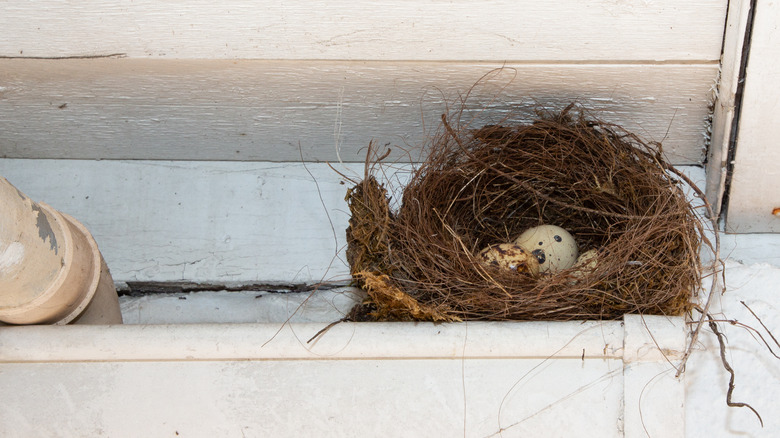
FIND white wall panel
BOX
[0,1,727,61]
[0,59,717,164]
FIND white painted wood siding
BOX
[0,3,749,436]
[1,60,715,164]
[0,160,357,284]
[725,0,780,233]
[0,1,727,61]
[0,0,728,274]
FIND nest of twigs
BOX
[345,105,704,322]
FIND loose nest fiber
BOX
[345,106,704,322]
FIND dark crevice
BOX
[118,281,349,296]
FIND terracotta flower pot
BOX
[0,177,122,325]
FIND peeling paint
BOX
[30,204,58,254]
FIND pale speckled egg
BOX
[477,243,540,276]
[570,249,600,280]
[514,225,578,274]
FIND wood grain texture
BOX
[0,59,717,164]
[725,0,780,233]
[0,0,727,61]
[706,0,751,215]
[0,159,705,284]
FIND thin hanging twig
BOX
[708,315,764,427]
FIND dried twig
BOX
[307,317,349,344]
[708,315,764,427]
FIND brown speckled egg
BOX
[514,225,578,274]
[570,249,600,280]
[477,243,540,276]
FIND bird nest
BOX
[345,106,704,322]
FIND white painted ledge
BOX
[0,319,631,362]
[0,315,685,437]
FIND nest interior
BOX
[345,106,703,322]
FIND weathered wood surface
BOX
[0,0,727,61]
[0,60,717,164]
[706,0,752,216]
[725,0,780,233]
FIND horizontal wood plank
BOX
[0,59,717,164]
[0,159,706,284]
[0,1,727,61]
[0,160,361,284]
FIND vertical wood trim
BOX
[724,0,780,232]
[706,0,753,216]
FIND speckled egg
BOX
[570,249,600,280]
[477,243,540,276]
[514,225,579,273]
